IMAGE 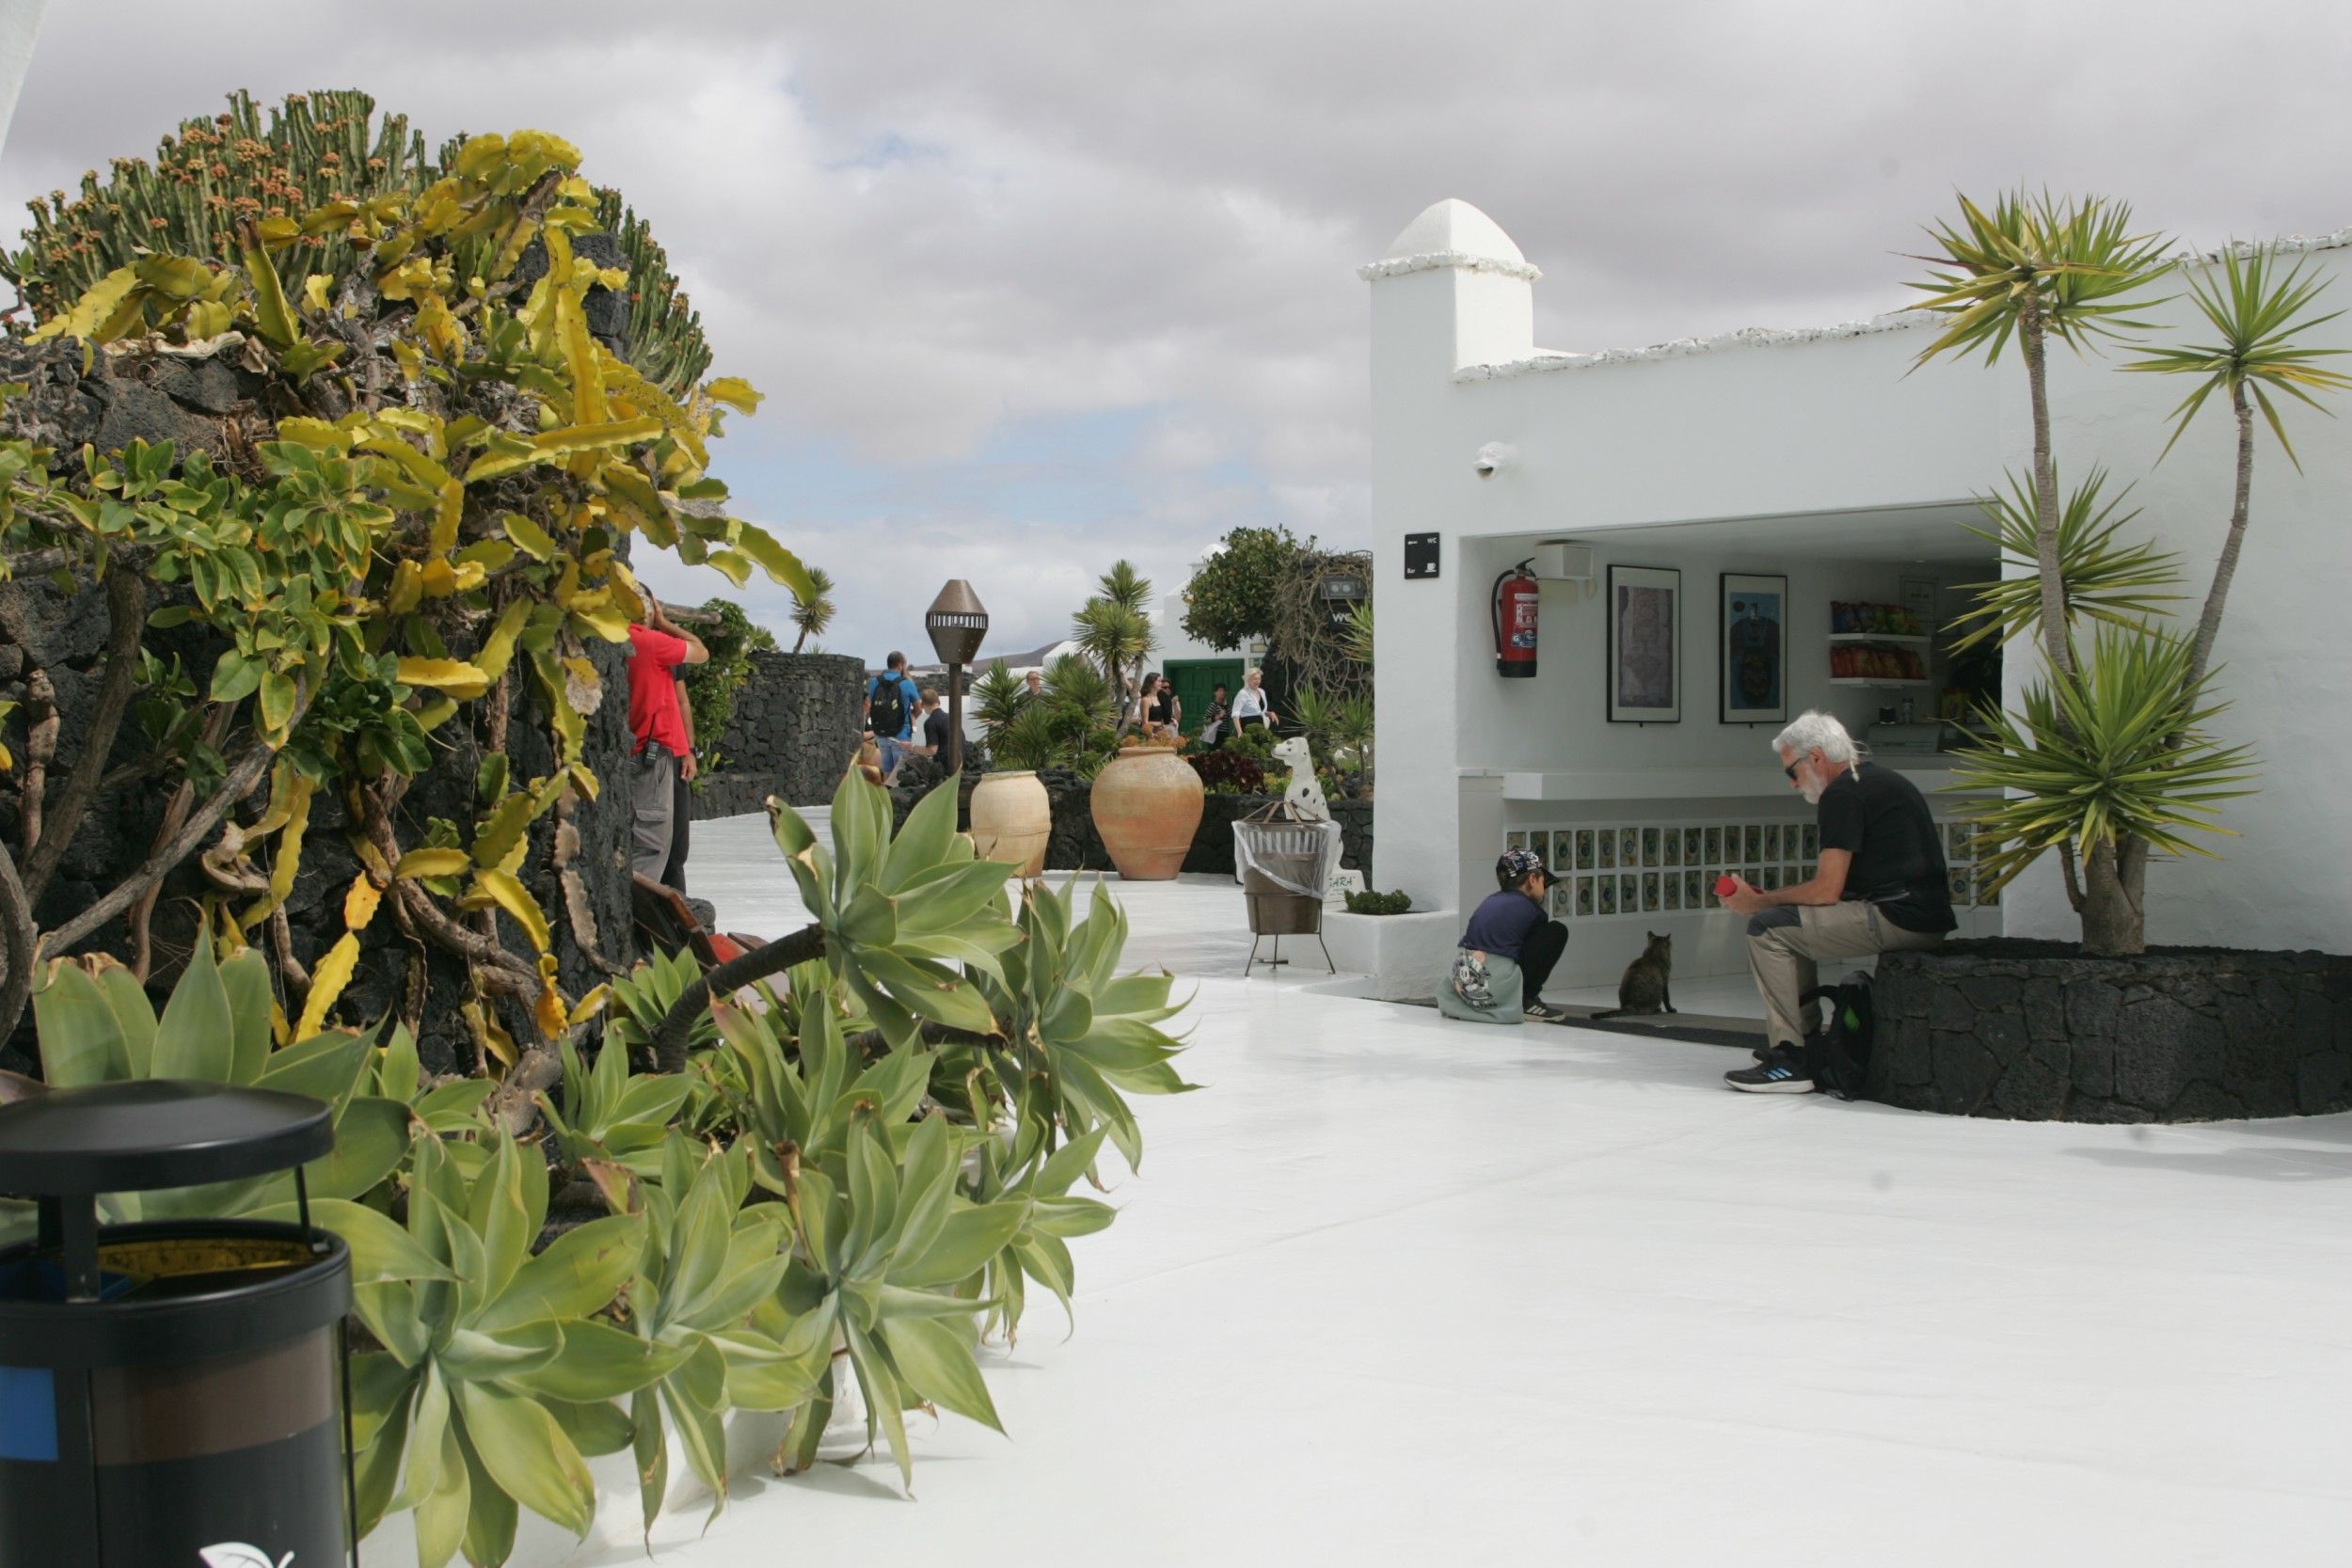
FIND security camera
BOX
[1474,441,1517,479]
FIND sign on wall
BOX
[1719,572,1788,725]
[1607,564,1681,723]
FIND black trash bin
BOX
[0,1079,356,1565]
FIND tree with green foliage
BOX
[1178,524,1305,652]
[676,597,777,775]
[787,563,836,652]
[1911,194,2346,954]
[1073,561,1153,735]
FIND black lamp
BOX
[923,580,989,777]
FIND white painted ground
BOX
[629,811,2352,1567]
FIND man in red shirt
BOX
[627,594,708,885]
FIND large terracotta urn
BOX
[969,769,1051,878]
[1089,744,1205,880]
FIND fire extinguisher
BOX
[1492,559,1539,678]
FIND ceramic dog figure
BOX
[1271,736,1330,822]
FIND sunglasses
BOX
[1783,762,1801,781]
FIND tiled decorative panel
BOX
[1503,817,1994,922]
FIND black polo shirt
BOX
[1818,762,1955,933]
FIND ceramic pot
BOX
[1089,745,1205,880]
[970,769,1051,877]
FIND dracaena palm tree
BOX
[1072,562,1154,735]
[2122,245,2352,686]
[1907,191,2172,682]
[787,565,836,653]
[1914,199,2345,954]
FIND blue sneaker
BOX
[1725,1044,1813,1093]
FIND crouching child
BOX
[1436,848,1570,1025]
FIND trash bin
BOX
[0,1079,355,1565]
[1233,817,1343,976]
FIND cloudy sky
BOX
[4,1,2346,661]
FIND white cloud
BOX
[5,0,2347,658]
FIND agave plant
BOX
[757,1111,1027,1487]
[968,875,1192,1170]
[348,1135,666,1568]
[615,1134,808,1532]
[966,1121,1117,1341]
[538,1035,699,1180]
[28,941,420,1255]
[649,765,1025,1069]
[606,943,718,1065]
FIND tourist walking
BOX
[1199,682,1231,747]
[1719,710,1954,1092]
[1231,666,1277,734]
[864,651,921,780]
[906,687,954,768]
[1023,668,1045,702]
[1436,848,1570,1024]
[627,594,708,883]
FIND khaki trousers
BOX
[1746,901,1946,1048]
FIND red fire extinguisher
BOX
[1492,559,1539,678]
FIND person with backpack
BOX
[1435,848,1571,1025]
[1718,710,1952,1092]
[863,651,921,781]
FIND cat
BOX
[1589,931,1676,1019]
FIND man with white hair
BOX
[1717,709,1953,1092]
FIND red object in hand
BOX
[1714,875,1740,898]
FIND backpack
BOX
[1800,973,1875,1101]
[868,674,909,738]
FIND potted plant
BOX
[970,686,1055,877]
[1090,725,1205,879]
[1870,192,2352,1120]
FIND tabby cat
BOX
[1589,931,1675,1020]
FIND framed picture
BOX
[1607,565,1681,723]
[1719,572,1788,725]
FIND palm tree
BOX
[1912,200,2344,954]
[1907,192,2170,683]
[2123,245,2352,687]
[787,566,836,653]
[1073,561,1154,735]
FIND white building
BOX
[1360,198,2352,997]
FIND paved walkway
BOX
[635,810,2352,1566]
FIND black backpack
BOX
[1800,974,1875,1101]
[868,674,908,738]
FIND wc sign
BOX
[201,1546,295,1568]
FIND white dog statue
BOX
[1271,735,1331,822]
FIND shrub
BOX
[1187,750,1265,796]
[1344,889,1412,915]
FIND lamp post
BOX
[923,579,989,780]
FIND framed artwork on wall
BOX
[1606,564,1681,723]
[1719,572,1788,725]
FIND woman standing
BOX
[1231,667,1277,734]
[1143,673,1180,734]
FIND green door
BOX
[1165,658,1245,736]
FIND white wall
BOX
[1366,198,2352,978]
